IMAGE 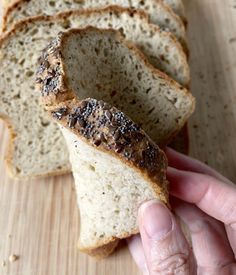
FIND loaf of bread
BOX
[0,7,190,178]
[46,97,169,257]
[2,0,186,48]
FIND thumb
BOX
[138,200,193,275]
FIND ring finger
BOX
[173,198,236,274]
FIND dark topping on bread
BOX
[42,75,59,96]
[36,37,63,96]
[99,133,107,142]
[80,101,87,109]
[94,139,102,147]
[114,131,121,141]
[104,110,112,121]
[52,107,68,120]
[68,114,77,128]
[51,98,167,184]
[77,118,86,128]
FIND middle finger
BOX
[173,198,235,273]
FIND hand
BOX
[128,148,236,274]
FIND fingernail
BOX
[139,200,173,240]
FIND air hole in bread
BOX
[41,121,50,127]
[49,1,56,7]
[30,28,39,36]
[61,20,71,29]
[26,71,34,78]
[89,165,95,172]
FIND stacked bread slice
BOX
[0,0,194,258]
[2,0,186,46]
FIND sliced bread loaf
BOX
[0,7,189,178]
[48,98,169,256]
[2,0,186,48]
[36,27,194,146]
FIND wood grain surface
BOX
[0,0,236,274]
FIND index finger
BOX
[165,147,232,184]
[168,167,236,228]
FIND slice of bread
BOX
[3,7,189,86]
[163,0,186,21]
[36,27,194,146]
[2,0,186,48]
[47,98,169,256]
[0,7,189,178]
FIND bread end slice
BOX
[48,98,168,255]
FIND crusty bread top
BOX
[35,26,192,107]
[50,98,168,203]
[2,0,186,48]
[2,6,189,86]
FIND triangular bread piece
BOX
[3,0,186,48]
[0,8,190,178]
[36,27,194,146]
[48,98,169,257]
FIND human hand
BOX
[128,148,236,274]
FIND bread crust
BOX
[49,98,169,202]
[2,0,186,48]
[80,240,120,260]
[42,98,169,254]
[1,6,189,78]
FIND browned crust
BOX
[2,0,186,44]
[2,3,189,55]
[0,6,190,86]
[1,5,189,60]
[47,98,169,203]
[36,27,194,141]
[80,240,120,260]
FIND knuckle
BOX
[149,252,190,274]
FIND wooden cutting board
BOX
[1,0,236,274]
